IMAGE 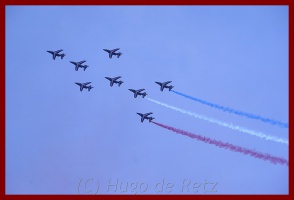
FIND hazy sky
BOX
[6,6,288,194]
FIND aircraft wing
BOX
[137,113,144,117]
[55,49,63,53]
[113,48,120,52]
[105,77,112,81]
[75,82,82,86]
[83,82,91,85]
[137,89,145,92]
[79,60,86,64]
[114,76,121,80]
[145,112,153,116]
[163,81,172,85]
[129,89,136,93]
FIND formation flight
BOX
[137,112,155,123]
[70,60,89,71]
[155,81,174,91]
[75,82,94,92]
[47,49,66,60]
[129,89,147,98]
[105,76,124,87]
[103,48,123,59]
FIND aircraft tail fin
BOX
[118,81,123,87]
[169,86,174,91]
[149,117,154,122]
[83,65,89,71]
[88,86,93,91]
[143,93,147,98]
[61,53,66,59]
[117,52,123,58]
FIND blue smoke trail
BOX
[146,98,288,145]
[171,90,288,128]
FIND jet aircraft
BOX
[47,49,66,60]
[137,112,155,123]
[70,60,89,71]
[103,48,123,58]
[155,81,174,91]
[75,82,94,91]
[129,89,147,98]
[105,76,123,87]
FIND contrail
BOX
[152,121,288,166]
[146,98,288,145]
[171,90,288,129]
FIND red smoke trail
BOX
[151,121,288,166]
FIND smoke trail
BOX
[146,98,288,145]
[171,90,288,128]
[152,121,288,166]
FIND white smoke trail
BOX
[146,98,288,145]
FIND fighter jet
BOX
[47,49,66,60]
[137,112,154,123]
[69,60,89,71]
[129,89,147,98]
[105,76,123,87]
[103,48,123,59]
[75,82,94,92]
[155,81,174,91]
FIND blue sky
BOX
[6,6,288,194]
